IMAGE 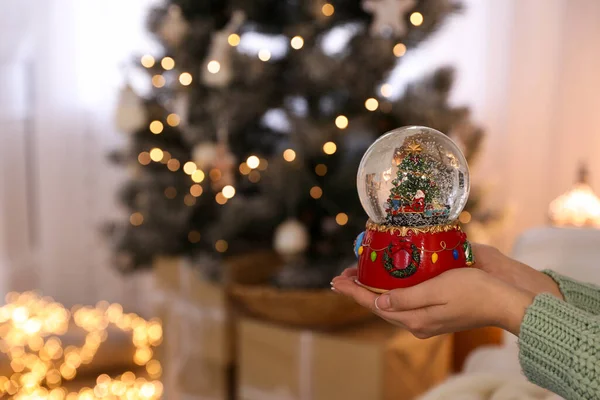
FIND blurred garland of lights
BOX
[0,292,163,399]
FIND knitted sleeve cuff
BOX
[543,270,600,315]
[519,293,600,399]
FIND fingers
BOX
[332,277,379,311]
[331,277,438,336]
[376,279,446,312]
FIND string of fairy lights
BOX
[132,3,432,252]
[0,292,163,399]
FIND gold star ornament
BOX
[405,142,422,154]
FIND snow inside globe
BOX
[357,126,470,227]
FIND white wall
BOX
[412,0,600,251]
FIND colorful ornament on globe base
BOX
[354,126,475,293]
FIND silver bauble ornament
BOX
[273,219,309,256]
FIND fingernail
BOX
[331,287,339,293]
[330,281,334,286]
[377,294,391,310]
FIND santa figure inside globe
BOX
[354,126,473,292]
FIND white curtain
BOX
[0,0,157,312]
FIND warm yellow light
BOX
[183,161,197,175]
[365,98,379,111]
[215,240,228,252]
[59,364,76,381]
[166,113,180,127]
[190,184,203,197]
[258,49,271,62]
[187,231,201,244]
[380,83,392,97]
[310,186,323,199]
[239,163,251,175]
[151,75,166,88]
[146,360,162,378]
[207,60,221,74]
[154,381,164,397]
[184,194,197,206]
[138,152,151,166]
[133,348,153,365]
[222,185,236,199]
[215,192,227,205]
[191,170,205,183]
[140,382,156,398]
[161,57,175,70]
[315,164,327,176]
[323,141,337,155]
[94,384,109,398]
[167,159,181,172]
[179,72,193,86]
[24,318,42,334]
[246,155,260,169]
[149,148,164,162]
[121,372,135,383]
[249,170,261,183]
[393,43,407,57]
[335,115,349,129]
[549,183,600,227]
[49,387,66,400]
[149,120,164,134]
[12,307,28,323]
[322,3,334,16]
[228,33,241,47]
[291,36,304,49]
[336,213,349,226]
[161,151,171,163]
[283,149,296,162]
[111,381,126,396]
[5,380,17,395]
[10,359,24,372]
[96,374,110,385]
[459,211,472,224]
[141,55,155,68]
[29,336,44,351]
[410,12,424,26]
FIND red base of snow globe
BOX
[354,220,474,293]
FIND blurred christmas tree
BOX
[109,0,496,288]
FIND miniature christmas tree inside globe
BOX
[357,126,470,227]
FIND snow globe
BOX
[354,126,474,292]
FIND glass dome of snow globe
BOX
[356,126,470,227]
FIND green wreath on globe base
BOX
[383,242,421,278]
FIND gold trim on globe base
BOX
[355,280,389,294]
[365,219,461,236]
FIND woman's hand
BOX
[332,267,535,338]
[468,244,563,300]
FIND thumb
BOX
[376,281,441,311]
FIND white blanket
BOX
[417,374,562,400]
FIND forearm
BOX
[543,270,600,315]
[519,293,600,399]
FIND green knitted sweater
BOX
[519,271,600,399]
